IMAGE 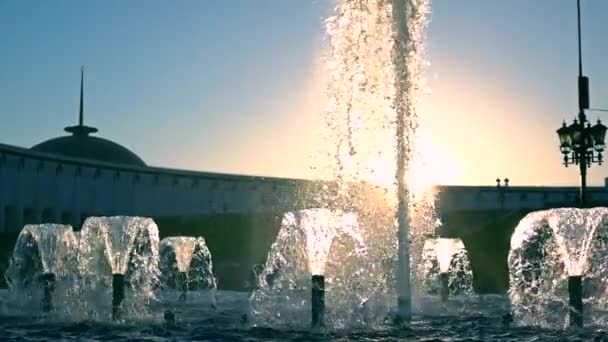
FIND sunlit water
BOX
[509,208,608,328]
[158,236,217,303]
[249,209,373,329]
[2,217,161,321]
[6,0,607,340]
[5,224,79,286]
[420,238,473,296]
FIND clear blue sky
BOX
[1,0,608,186]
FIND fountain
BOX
[249,208,371,329]
[78,216,160,320]
[4,224,78,313]
[420,238,473,302]
[508,208,608,328]
[159,236,217,302]
[247,0,432,330]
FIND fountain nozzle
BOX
[112,274,126,321]
[311,275,325,329]
[40,272,56,312]
[568,275,583,327]
[177,272,188,301]
[439,272,449,302]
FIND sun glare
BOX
[408,135,462,198]
[364,134,462,198]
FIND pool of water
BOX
[1,290,607,341]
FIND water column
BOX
[393,0,412,320]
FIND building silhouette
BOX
[0,69,323,288]
[3,70,608,292]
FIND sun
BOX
[363,134,461,195]
[407,136,462,198]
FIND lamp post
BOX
[556,0,607,208]
[555,0,608,328]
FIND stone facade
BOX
[0,142,317,233]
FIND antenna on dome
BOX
[79,65,84,127]
[65,66,98,136]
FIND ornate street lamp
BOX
[557,119,607,169]
[554,0,608,329]
[556,0,607,209]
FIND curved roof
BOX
[31,134,146,167]
[29,67,146,167]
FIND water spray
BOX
[112,274,126,320]
[311,275,325,328]
[439,272,449,302]
[568,275,583,327]
[393,0,412,322]
[40,273,56,312]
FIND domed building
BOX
[31,129,146,167]
[0,69,320,289]
[31,69,145,167]
[4,71,608,294]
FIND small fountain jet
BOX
[159,236,217,304]
[5,224,78,314]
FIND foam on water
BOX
[508,208,608,328]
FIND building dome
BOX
[32,134,146,167]
[30,67,146,167]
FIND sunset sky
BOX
[1,0,608,186]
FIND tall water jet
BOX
[159,236,217,302]
[79,216,160,321]
[317,0,431,324]
[249,208,370,329]
[420,238,473,302]
[4,224,78,313]
[508,208,608,328]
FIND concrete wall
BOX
[0,144,315,233]
[436,185,608,214]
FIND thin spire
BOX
[64,66,97,136]
[79,65,84,127]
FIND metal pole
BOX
[579,152,587,207]
[577,0,588,208]
[311,275,325,328]
[577,0,583,77]
[569,276,583,327]
[41,273,56,313]
[572,0,586,328]
[112,274,126,321]
[439,273,449,302]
